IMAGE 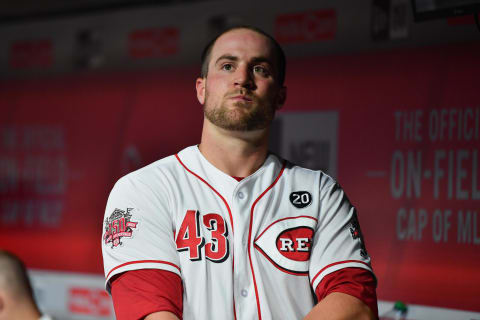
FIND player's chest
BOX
[172,179,319,273]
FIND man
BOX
[0,250,52,320]
[102,26,377,320]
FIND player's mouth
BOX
[230,95,253,102]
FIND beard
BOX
[203,90,276,131]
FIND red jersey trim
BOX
[248,160,286,320]
[314,268,378,318]
[107,260,180,279]
[310,260,371,286]
[175,153,237,320]
[111,269,183,320]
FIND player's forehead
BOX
[209,28,276,64]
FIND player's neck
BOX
[199,121,270,178]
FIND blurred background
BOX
[0,0,479,319]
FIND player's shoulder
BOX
[112,146,195,192]
[271,152,337,190]
[117,155,175,185]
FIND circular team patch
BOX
[254,216,317,275]
[289,191,312,208]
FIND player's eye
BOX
[221,63,234,71]
[253,65,270,77]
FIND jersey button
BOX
[238,192,245,199]
[241,289,248,297]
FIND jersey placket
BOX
[231,158,285,320]
[231,180,256,320]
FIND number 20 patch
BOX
[290,191,312,208]
[176,210,229,263]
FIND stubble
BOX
[203,90,276,131]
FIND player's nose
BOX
[233,65,255,90]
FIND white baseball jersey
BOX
[102,145,373,320]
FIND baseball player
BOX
[102,26,377,320]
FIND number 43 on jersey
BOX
[176,210,229,263]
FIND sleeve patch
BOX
[346,212,369,259]
[103,208,139,248]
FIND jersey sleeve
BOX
[315,268,378,317]
[102,174,181,292]
[111,269,183,320]
[309,176,375,291]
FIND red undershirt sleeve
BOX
[315,267,378,318]
[110,269,183,320]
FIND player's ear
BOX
[196,77,206,105]
[275,86,287,110]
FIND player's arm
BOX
[304,292,375,320]
[103,176,183,319]
[305,267,377,320]
[308,178,378,320]
[145,312,180,320]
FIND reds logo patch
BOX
[254,216,317,275]
[103,208,138,248]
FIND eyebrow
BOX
[250,57,273,66]
[214,54,274,67]
[215,54,238,65]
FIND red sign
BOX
[275,9,337,44]
[128,27,179,59]
[9,39,53,69]
[69,287,111,316]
